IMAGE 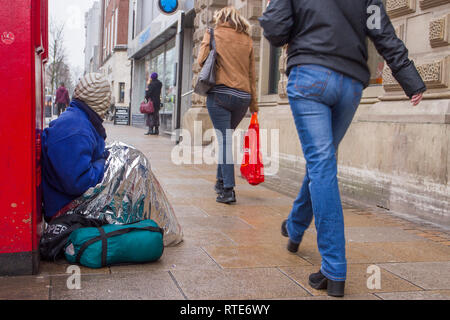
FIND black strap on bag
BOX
[209,27,216,51]
[75,226,164,267]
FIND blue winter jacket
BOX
[41,100,106,219]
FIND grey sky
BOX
[49,0,97,72]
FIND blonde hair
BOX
[213,6,251,36]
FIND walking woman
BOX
[198,6,258,204]
[145,73,162,135]
[260,0,426,297]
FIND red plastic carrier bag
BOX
[241,113,265,186]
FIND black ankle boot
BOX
[215,180,224,194]
[309,270,345,297]
[145,128,153,135]
[216,188,236,204]
[281,220,301,253]
[152,127,159,135]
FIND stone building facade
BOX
[184,0,450,227]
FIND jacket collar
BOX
[71,99,107,140]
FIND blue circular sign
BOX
[158,0,179,14]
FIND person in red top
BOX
[55,82,70,116]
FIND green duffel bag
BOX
[64,220,164,269]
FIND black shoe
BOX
[309,270,345,297]
[145,127,153,135]
[215,180,224,194]
[281,220,301,253]
[216,188,236,204]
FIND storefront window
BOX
[147,37,177,133]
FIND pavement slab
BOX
[109,247,220,273]
[39,261,110,277]
[171,268,311,300]
[50,271,185,300]
[0,276,50,300]
[379,262,450,290]
[375,290,450,300]
[345,227,427,243]
[203,244,312,269]
[280,264,423,296]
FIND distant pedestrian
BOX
[198,6,258,204]
[108,95,116,122]
[260,0,426,297]
[41,73,111,221]
[145,73,162,136]
[55,82,70,116]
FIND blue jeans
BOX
[286,65,364,281]
[207,92,251,189]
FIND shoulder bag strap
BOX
[209,28,216,51]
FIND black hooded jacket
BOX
[259,0,426,98]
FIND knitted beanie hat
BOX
[73,73,111,119]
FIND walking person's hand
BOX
[411,93,423,106]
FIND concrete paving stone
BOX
[180,226,237,247]
[178,216,254,232]
[166,186,216,199]
[39,261,110,277]
[171,268,310,300]
[203,244,312,269]
[0,276,50,300]
[280,264,422,296]
[50,271,184,300]
[223,228,317,248]
[265,205,294,215]
[233,190,294,207]
[343,213,402,227]
[350,241,450,263]
[345,227,427,243]
[158,177,212,186]
[283,239,450,266]
[172,205,210,218]
[238,211,286,230]
[273,293,381,300]
[376,290,450,300]
[379,262,450,290]
[110,247,220,273]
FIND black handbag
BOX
[194,28,217,96]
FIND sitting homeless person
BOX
[41,73,112,222]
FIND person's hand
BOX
[411,93,423,106]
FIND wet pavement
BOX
[1,123,450,300]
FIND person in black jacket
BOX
[259,0,426,297]
[145,73,162,135]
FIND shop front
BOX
[127,1,194,136]
[144,38,177,134]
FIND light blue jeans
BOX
[286,64,364,281]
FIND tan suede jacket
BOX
[198,24,258,113]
